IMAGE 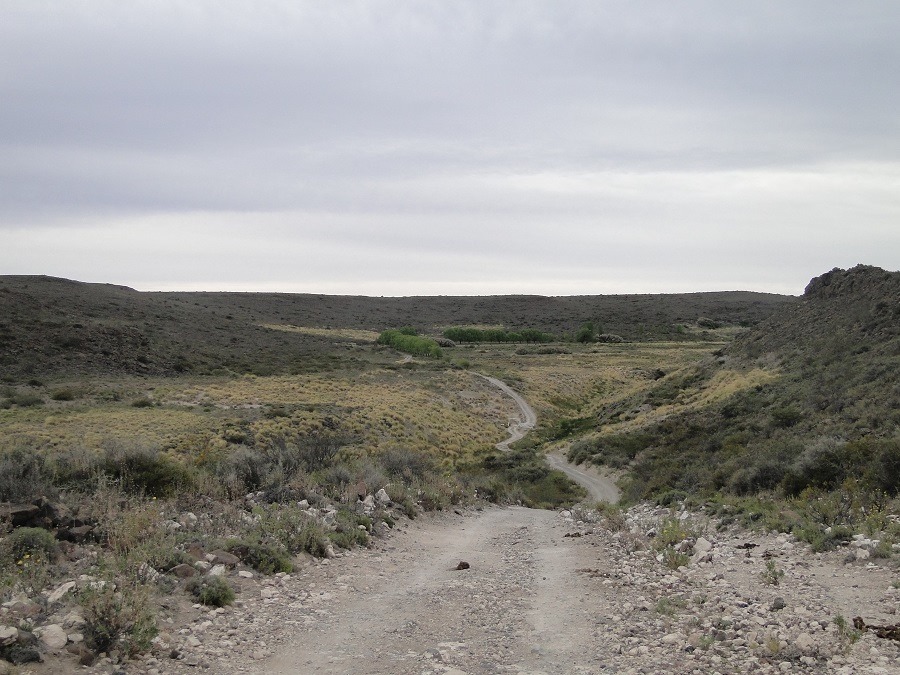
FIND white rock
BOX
[0,625,17,647]
[375,488,391,504]
[209,564,227,577]
[795,632,815,652]
[695,537,713,554]
[62,611,85,629]
[46,581,77,605]
[179,512,198,528]
[36,624,68,650]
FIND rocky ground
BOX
[6,500,899,675]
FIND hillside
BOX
[569,265,900,505]
[0,275,793,378]
[1,269,897,673]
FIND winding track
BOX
[246,375,621,674]
[475,373,619,503]
[474,373,537,451]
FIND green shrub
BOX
[0,448,57,502]
[50,388,76,401]
[0,527,58,565]
[575,322,595,343]
[793,524,853,552]
[130,397,154,408]
[377,330,443,358]
[521,471,585,509]
[380,447,435,480]
[255,504,330,557]
[328,511,370,550]
[79,580,158,657]
[101,442,194,498]
[871,539,893,559]
[226,539,293,574]
[186,576,235,607]
[480,447,583,508]
[653,490,687,507]
[654,517,698,549]
[771,406,802,428]
[655,595,687,615]
[9,393,43,407]
[417,485,447,511]
[761,559,785,585]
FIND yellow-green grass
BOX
[599,366,780,434]
[0,406,222,454]
[453,342,721,421]
[259,324,380,342]
[0,370,511,467]
[1,342,756,471]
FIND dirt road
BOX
[476,373,619,502]
[206,503,900,675]
[475,374,537,451]
[544,451,620,504]
[254,380,626,673]
[135,375,900,675]
[256,507,609,675]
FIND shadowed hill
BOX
[0,275,793,378]
[570,265,900,502]
[729,264,900,365]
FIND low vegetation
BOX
[2,265,898,668]
[443,326,555,343]
[376,328,443,358]
[555,266,900,560]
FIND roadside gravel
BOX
[91,503,900,675]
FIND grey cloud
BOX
[1,1,898,294]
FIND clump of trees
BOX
[442,327,555,343]
[376,329,443,358]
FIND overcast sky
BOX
[2,1,898,296]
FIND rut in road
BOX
[256,507,611,675]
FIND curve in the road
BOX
[545,450,621,503]
[475,372,619,503]
[474,373,537,451]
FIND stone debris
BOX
[2,502,898,674]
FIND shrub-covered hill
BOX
[569,265,900,503]
[0,275,792,378]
